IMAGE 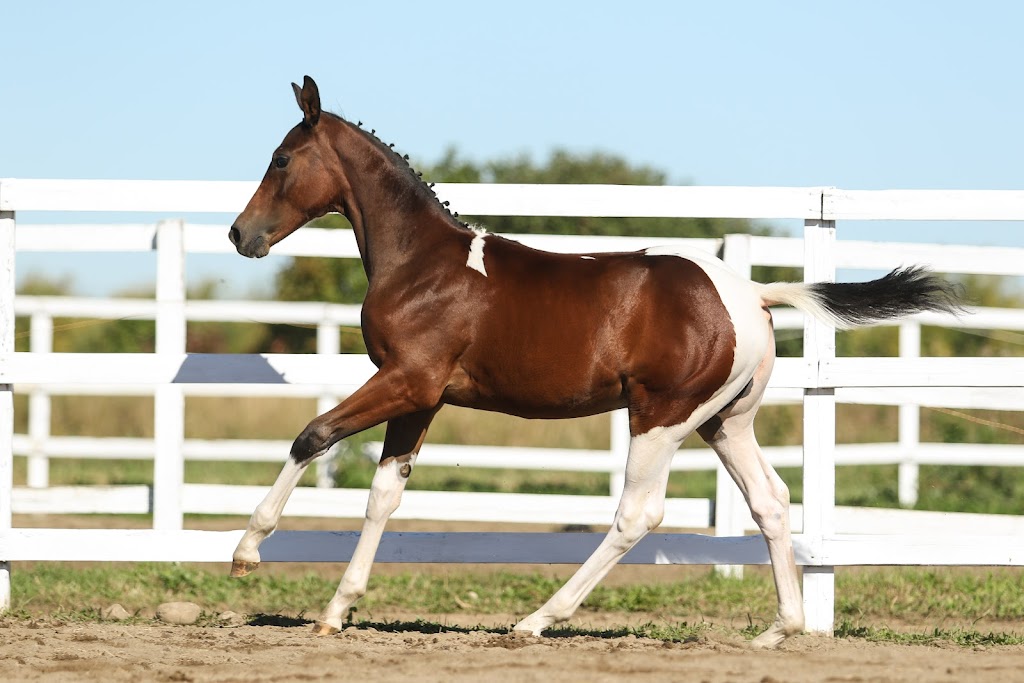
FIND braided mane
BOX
[328,112,470,231]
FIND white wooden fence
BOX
[1,179,1023,636]
[11,270,1024,511]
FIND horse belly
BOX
[443,347,626,419]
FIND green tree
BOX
[431,147,764,239]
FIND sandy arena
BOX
[4,614,1024,683]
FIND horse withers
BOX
[227,76,963,647]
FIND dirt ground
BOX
[3,615,1024,683]
[8,516,1024,682]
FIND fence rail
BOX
[1,179,1022,636]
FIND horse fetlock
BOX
[778,610,805,636]
[229,559,260,577]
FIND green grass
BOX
[8,564,1024,646]
[834,621,1024,646]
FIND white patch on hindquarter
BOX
[466,228,488,276]
[644,246,770,397]
[581,255,596,260]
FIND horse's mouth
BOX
[229,229,271,258]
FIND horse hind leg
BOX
[512,416,687,636]
[697,361,804,648]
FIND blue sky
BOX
[4,1,1023,296]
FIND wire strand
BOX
[923,406,1024,438]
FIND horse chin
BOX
[237,235,271,259]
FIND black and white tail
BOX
[757,267,966,329]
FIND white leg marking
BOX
[703,348,804,649]
[513,425,687,635]
[317,454,418,630]
[710,420,803,648]
[466,228,488,276]
[233,457,308,567]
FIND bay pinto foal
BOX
[227,76,963,647]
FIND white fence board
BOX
[12,485,150,515]
[820,534,1024,566]
[0,179,257,213]
[749,235,1024,275]
[824,189,1024,221]
[821,357,1023,388]
[181,484,714,527]
[10,485,711,528]
[1,179,821,218]
[11,435,294,462]
[363,441,1024,475]
[14,354,1012,390]
[18,483,1024,540]
[0,352,378,386]
[18,224,725,259]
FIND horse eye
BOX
[274,155,290,169]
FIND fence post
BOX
[898,321,921,508]
[0,209,16,613]
[153,219,186,531]
[801,218,837,636]
[27,312,53,488]
[609,409,630,499]
[316,318,341,488]
[715,234,754,578]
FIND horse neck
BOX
[330,122,458,284]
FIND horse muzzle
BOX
[228,226,271,258]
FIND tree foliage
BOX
[426,147,766,239]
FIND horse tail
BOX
[756,266,966,329]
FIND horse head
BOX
[229,76,348,258]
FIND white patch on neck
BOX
[466,227,488,276]
[580,255,596,260]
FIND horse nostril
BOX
[228,226,241,245]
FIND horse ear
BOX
[291,75,321,127]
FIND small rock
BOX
[156,601,202,625]
[101,604,130,621]
[218,611,246,627]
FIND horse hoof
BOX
[312,621,340,636]
[229,560,260,577]
[509,629,541,640]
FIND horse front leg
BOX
[313,407,439,634]
[229,366,441,578]
[230,455,311,576]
